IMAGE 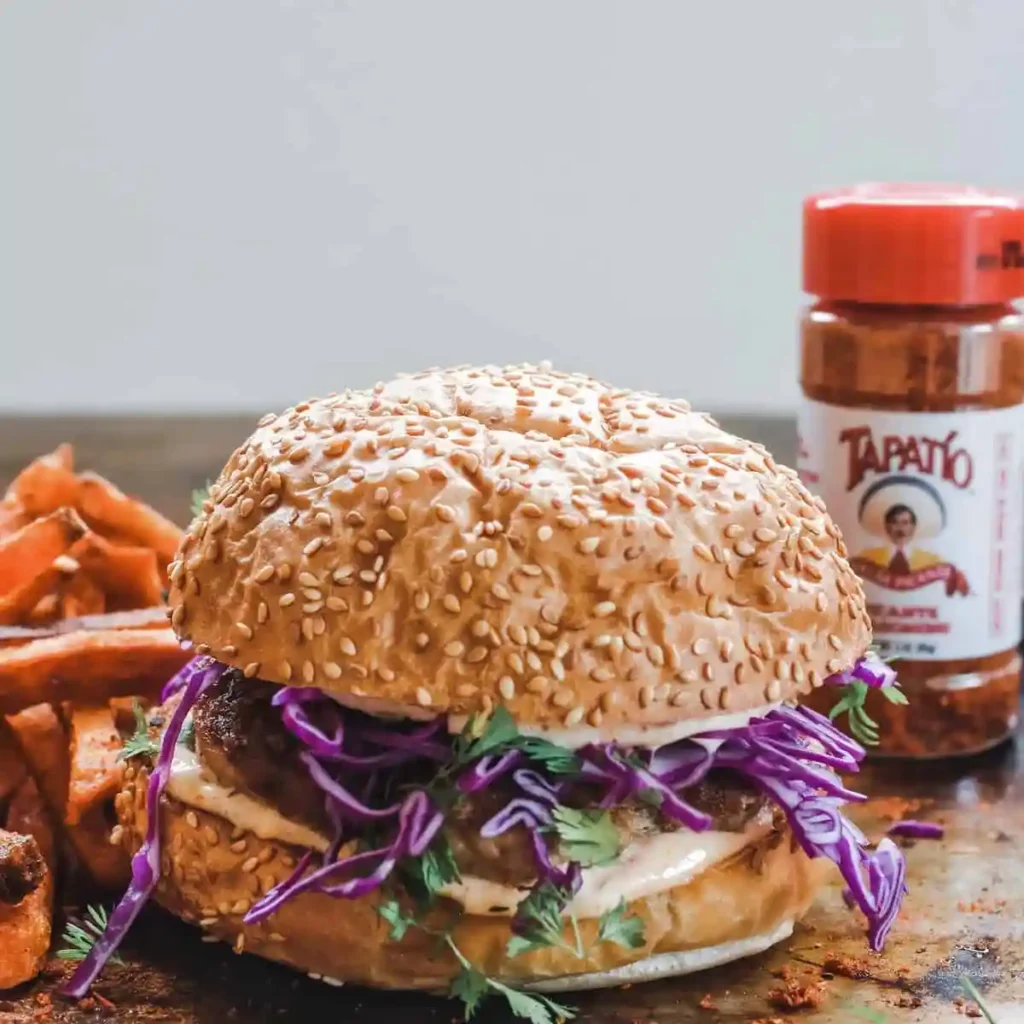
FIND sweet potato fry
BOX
[70,531,163,610]
[5,778,57,876]
[0,628,189,713]
[0,836,52,989]
[0,568,64,628]
[68,811,129,890]
[0,732,26,805]
[4,445,79,518]
[0,500,28,540]
[0,508,86,596]
[3,707,69,822]
[76,472,183,571]
[0,606,171,647]
[59,569,107,619]
[4,710,127,890]
[66,707,124,827]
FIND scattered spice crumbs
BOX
[822,953,870,979]
[957,898,1007,913]
[698,993,716,1010]
[869,796,924,822]
[767,978,828,1010]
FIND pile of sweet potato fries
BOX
[0,446,189,989]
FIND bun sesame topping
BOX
[168,363,871,731]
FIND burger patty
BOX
[0,831,45,905]
[190,671,772,886]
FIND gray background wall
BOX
[2,1,1019,414]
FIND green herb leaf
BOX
[57,905,123,965]
[451,707,519,768]
[376,899,415,942]
[190,481,213,518]
[829,681,882,746]
[961,977,999,1024]
[507,880,578,959]
[447,934,574,1024]
[401,835,461,907]
[515,737,581,776]
[496,982,575,1024]
[117,700,159,762]
[882,687,909,706]
[450,964,491,1018]
[596,900,645,950]
[551,806,620,868]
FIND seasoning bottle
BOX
[798,184,1024,758]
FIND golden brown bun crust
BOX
[168,364,870,729]
[116,763,827,991]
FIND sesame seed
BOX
[551,688,573,707]
[537,525,554,542]
[396,468,419,483]
[415,687,432,707]
[244,662,260,678]
[339,637,357,656]
[499,677,516,700]
[827,633,842,650]
[435,505,455,523]
[323,662,342,679]
[302,661,315,683]
[186,811,199,829]
[325,596,348,612]
[443,594,461,613]
[460,572,473,593]
[444,641,465,657]
[594,601,616,617]
[415,633,429,650]
[279,593,296,608]
[254,565,276,583]
[564,707,585,727]
[456,683,478,698]
[491,582,511,601]
[754,527,778,543]
[303,537,324,556]
[591,666,614,682]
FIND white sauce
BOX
[165,742,330,853]
[448,703,781,750]
[439,808,774,921]
[524,918,796,992]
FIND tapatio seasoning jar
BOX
[798,184,1024,758]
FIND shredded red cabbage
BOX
[62,656,227,998]
[71,652,906,994]
[827,650,898,690]
[888,820,944,840]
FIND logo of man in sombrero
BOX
[850,476,969,595]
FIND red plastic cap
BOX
[803,183,1024,306]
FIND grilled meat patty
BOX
[190,671,772,886]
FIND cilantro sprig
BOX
[828,680,908,746]
[117,699,159,762]
[376,899,575,1023]
[57,905,123,965]
[450,708,582,777]
[190,481,212,518]
[550,806,620,868]
[961,977,999,1023]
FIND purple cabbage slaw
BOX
[63,656,228,998]
[64,653,907,995]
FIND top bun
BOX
[168,364,870,734]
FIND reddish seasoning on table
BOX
[798,184,1024,758]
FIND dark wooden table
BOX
[0,415,1021,1024]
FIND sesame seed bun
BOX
[168,363,870,732]
[115,761,828,991]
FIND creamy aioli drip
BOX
[447,703,782,750]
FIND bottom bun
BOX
[526,917,795,992]
[116,762,828,992]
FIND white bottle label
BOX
[798,400,1024,661]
